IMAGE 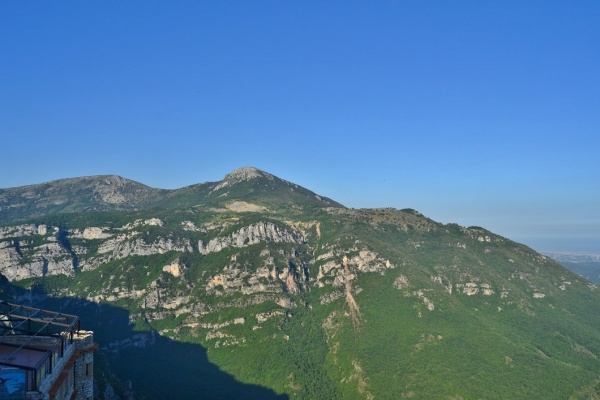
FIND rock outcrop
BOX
[198,221,302,254]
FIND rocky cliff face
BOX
[198,221,302,254]
[0,224,75,280]
[0,211,405,362]
[1,208,593,331]
[0,218,195,280]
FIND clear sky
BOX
[1,1,599,253]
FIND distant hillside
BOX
[545,252,600,284]
[1,167,599,399]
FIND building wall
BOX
[26,330,96,400]
[73,331,95,400]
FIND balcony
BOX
[0,301,80,400]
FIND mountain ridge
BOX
[0,167,343,225]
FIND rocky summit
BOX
[0,168,599,399]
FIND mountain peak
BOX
[212,167,276,192]
[206,167,344,209]
[223,167,274,182]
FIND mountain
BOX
[1,167,599,399]
[0,167,342,225]
[0,175,165,224]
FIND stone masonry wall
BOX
[74,331,95,400]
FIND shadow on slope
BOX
[18,290,289,400]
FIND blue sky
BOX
[1,1,599,253]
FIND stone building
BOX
[0,301,96,400]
